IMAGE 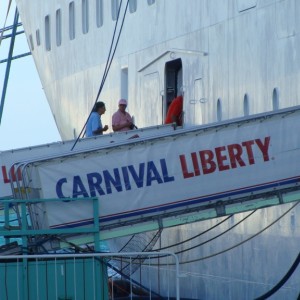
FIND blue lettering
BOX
[146,161,163,186]
[103,169,122,194]
[56,178,67,198]
[128,164,144,188]
[121,167,131,190]
[73,175,89,198]
[160,159,175,182]
[87,172,105,196]
[55,158,175,199]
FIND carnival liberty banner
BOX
[0,125,174,198]
[35,110,300,229]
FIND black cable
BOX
[155,201,299,266]
[173,210,256,256]
[71,0,124,148]
[71,0,129,150]
[254,251,300,300]
[156,214,232,251]
[105,260,161,298]
[149,211,255,259]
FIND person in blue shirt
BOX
[86,101,109,137]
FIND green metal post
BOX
[0,8,19,124]
[21,201,28,300]
[4,202,10,244]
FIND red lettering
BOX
[2,166,10,183]
[179,155,194,178]
[200,150,216,174]
[256,137,270,161]
[1,165,22,184]
[227,144,246,168]
[242,140,255,164]
[191,152,200,176]
[215,146,230,171]
[178,136,271,179]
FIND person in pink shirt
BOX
[112,99,134,132]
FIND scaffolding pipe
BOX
[0,8,19,124]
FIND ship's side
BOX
[14,1,300,299]
[15,0,300,138]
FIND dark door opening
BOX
[164,58,183,122]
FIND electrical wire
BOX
[71,0,130,151]
[150,201,299,266]
[254,251,300,300]
[146,211,255,260]
[173,210,256,256]
[155,214,233,251]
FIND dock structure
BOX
[0,198,181,300]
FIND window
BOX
[243,93,249,116]
[36,29,41,46]
[129,0,137,13]
[29,34,34,51]
[272,88,279,110]
[147,0,155,5]
[217,98,222,121]
[121,67,128,100]
[45,15,51,51]
[69,1,75,40]
[56,9,62,46]
[82,0,89,34]
[111,0,120,21]
[96,0,103,27]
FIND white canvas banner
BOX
[35,111,300,228]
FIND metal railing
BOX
[0,252,181,300]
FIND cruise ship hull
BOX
[14,1,300,299]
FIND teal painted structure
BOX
[0,257,108,300]
[0,197,109,300]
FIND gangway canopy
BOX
[0,123,176,199]
[6,105,300,245]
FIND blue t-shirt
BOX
[86,112,103,137]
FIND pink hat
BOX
[119,99,127,105]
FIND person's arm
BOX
[92,125,108,135]
[91,114,108,135]
[112,113,133,131]
[112,122,132,131]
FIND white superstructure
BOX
[12,1,300,299]
[16,1,300,139]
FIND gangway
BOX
[0,123,176,199]
[6,105,300,245]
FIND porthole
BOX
[96,0,103,27]
[82,0,89,34]
[129,0,137,13]
[45,15,51,51]
[69,2,75,40]
[272,88,279,110]
[243,93,250,116]
[217,98,222,121]
[56,9,62,46]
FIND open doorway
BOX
[164,58,183,123]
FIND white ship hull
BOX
[14,1,300,299]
